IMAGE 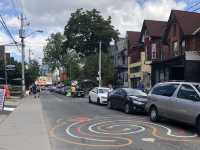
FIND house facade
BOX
[152,10,200,85]
[128,20,167,89]
[114,38,128,87]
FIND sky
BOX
[0,0,198,63]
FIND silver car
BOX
[145,82,200,135]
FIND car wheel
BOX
[97,98,100,105]
[124,103,131,114]
[196,117,200,136]
[107,100,112,109]
[150,106,159,122]
[89,96,92,103]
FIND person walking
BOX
[32,83,38,98]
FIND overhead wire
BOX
[187,0,200,10]
[0,15,21,52]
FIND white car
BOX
[88,87,111,104]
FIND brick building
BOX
[152,10,200,85]
[128,20,167,89]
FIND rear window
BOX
[98,89,109,93]
[152,84,179,97]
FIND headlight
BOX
[132,100,144,105]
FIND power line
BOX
[192,7,200,12]
[0,15,17,44]
[9,0,20,15]
[0,15,21,51]
[187,1,200,10]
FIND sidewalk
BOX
[0,96,51,150]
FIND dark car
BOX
[107,88,147,114]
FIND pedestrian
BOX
[137,80,145,92]
[71,85,76,97]
[32,83,38,98]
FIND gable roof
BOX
[171,10,200,35]
[126,31,140,48]
[144,20,167,37]
[139,20,167,42]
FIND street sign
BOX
[0,89,5,111]
[6,65,16,71]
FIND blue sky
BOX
[0,0,199,63]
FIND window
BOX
[181,40,185,49]
[173,41,179,56]
[130,66,141,73]
[152,84,179,97]
[177,84,200,101]
[151,43,156,59]
[98,89,109,94]
[194,84,200,93]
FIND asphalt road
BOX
[40,91,200,150]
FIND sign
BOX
[6,65,16,71]
[0,89,5,111]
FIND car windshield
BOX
[194,84,200,93]
[98,89,109,93]
[125,89,147,97]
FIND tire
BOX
[107,100,112,109]
[196,117,200,136]
[150,106,159,122]
[97,98,100,105]
[89,96,92,103]
[124,103,131,114]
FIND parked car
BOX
[107,88,147,114]
[88,87,110,104]
[145,82,200,135]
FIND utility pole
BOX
[19,13,25,97]
[28,48,31,64]
[4,50,7,85]
[98,41,102,87]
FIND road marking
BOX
[142,138,155,143]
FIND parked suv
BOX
[145,82,200,135]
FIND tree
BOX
[25,60,40,88]
[43,32,81,80]
[43,32,65,71]
[82,53,114,85]
[64,8,119,56]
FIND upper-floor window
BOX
[181,40,185,49]
[173,41,179,56]
[130,66,141,73]
[151,43,157,59]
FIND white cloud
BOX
[6,0,187,62]
[5,16,20,28]
[19,0,186,36]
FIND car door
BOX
[117,89,127,110]
[150,83,179,118]
[174,84,200,124]
[110,89,120,108]
[90,88,97,102]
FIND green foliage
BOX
[43,32,81,79]
[64,8,119,56]
[43,32,65,71]
[25,60,40,88]
[82,53,114,85]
